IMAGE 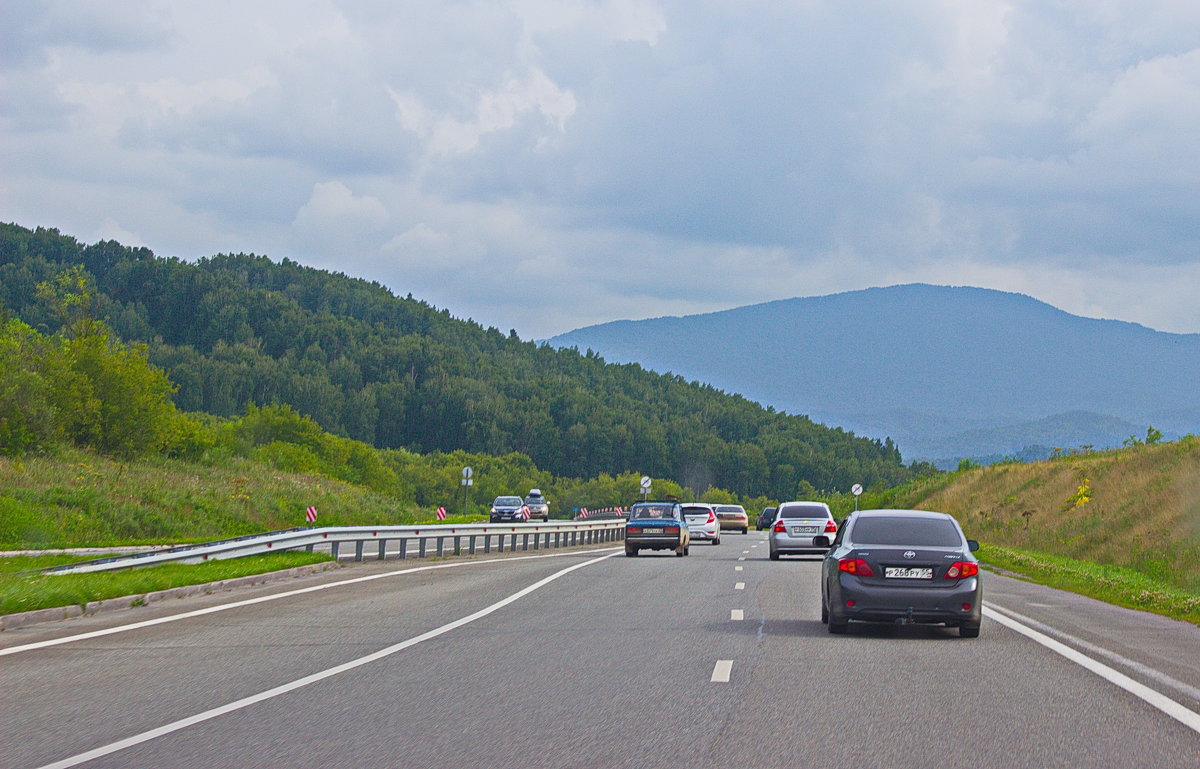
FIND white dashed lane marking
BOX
[731,609,744,621]
[734,582,745,590]
[711,660,733,682]
[735,566,743,571]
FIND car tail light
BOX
[707,511,716,524]
[665,526,679,534]
[773,519,787,533]
[838,557,874,577]
[945,561,979,579]
[824,520,837,533]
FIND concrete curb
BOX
[1,561,342,632]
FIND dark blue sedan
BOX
[625,502,690,557]
[816,509,982,637]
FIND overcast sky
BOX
[3,1,1200,339]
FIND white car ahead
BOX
[682,503,721,545]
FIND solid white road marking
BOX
[731,609,744,621]
[983,606,1200,735]
[738,557,746,561]
[734,566,743,571]
[2,548,621,658]
[742,550,750,554]
[734,582,745,590]
[31,551,621,769]
[711,660,733,682]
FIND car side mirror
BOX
[967,539,980,552]
[813,535,831,548]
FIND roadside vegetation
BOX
[0,551,333,616]
[978,544,1200,624]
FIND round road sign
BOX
[851,483,863,497]
[640,476,652,490]
[462,466,473,479]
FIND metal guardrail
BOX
[42,520,627,575]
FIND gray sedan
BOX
[768,501,837,559]
[817,509,982,637]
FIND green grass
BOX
[0,551,334,616]
[979,544,1200,625]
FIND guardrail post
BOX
[498,534,505,552]
[305,544,314,553]
[354,541,364,562]
[377,540,387,560]
[331,542,341,559]
[543,532,550,549]
[532,532,539,550]
[453,535,461,555]
[399,537,408,559]
[419,538,427,558]
[484,534,491,553]
[436,537,445,556]
[522,533,529,551]
[468,535,477,555]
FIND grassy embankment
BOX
[884,438,1200,624]
[0,448,467,616]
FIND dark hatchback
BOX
[817,509,982,637]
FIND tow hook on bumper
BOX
[896,607,915,625]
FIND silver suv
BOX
[769,501,837,559]
[524,489,550,522]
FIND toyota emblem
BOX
[903,550,917,559]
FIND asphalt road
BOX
[2,532,1198,768]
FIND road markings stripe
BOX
[31,551,621,769]
[734,565,743,571]
[731,609,744,621]
[2,548,621,658]
[982,606,1200,735]
[734,582,745,590]
[711,660,733,682]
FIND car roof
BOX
[852,508,952,520]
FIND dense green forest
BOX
[1,223,931,499]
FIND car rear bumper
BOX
[626,536,682,550]
[770,533,830,553]
[718,520,748,530]
[688,528,719,540]
[833,576,982,624]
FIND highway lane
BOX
[3,533,1199,768]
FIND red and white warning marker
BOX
[436,506,447,520]
[305,506,317,524]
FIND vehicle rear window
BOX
[849,517,962,547]
[779,504,831,519]
[681,506,709,515]
[715,506,744,513]
[630,505,675,519]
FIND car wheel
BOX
[820,601,829,624]
[625,546,638,557]
[959,622,981,638]
[676,545,685,557]
[684,546,690,555]
[769,549,780,560]
[712,537,720,545]
[542,516,548,522]
[828,614,848,634]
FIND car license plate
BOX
[884,567,933,579]
[641,528,662,534]
[793,526,819,535]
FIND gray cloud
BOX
[3,0,1200,338]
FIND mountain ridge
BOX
[548,284,1200,461]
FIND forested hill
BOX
[0,223,923,498]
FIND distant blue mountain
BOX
[548,284,1200,461]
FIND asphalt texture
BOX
[2,532,1198,768]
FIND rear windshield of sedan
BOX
[849,516,962,547]
[630,505,675,519]
[715,506,745,513]
[778,504,831,519]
